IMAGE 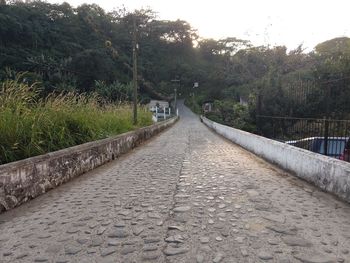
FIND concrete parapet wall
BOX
[0,117,178,213]
[201,116,350,203]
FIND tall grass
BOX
[0,74,152,164]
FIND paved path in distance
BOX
[1,102,350,263]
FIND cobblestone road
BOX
[1,102,350,263]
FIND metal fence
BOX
[254,77,350,162]
[257,78,350,120]
[257,115,350,162]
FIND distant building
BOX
[202,100,214,113]
[148,100,169,112]
[148,100,172,123]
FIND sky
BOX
[50,0,350,51]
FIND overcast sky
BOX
[51,0,349,50]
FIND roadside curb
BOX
[0,117,179,213]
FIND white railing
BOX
[151,107,173,122]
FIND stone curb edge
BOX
[0,117,179,213]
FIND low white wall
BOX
[201,116,350,203]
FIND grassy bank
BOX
[0,75,152,164]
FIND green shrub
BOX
[0,75,152,164]
[205,100,256,133]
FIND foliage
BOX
[1,1,350,136]
[0,1,255,100]
[0,74,152,164]
[0,1,201,97]
[184,95,202,114]
[205,100,256,132]
[94,80,132,102]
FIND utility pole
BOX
[171,78,180,112]
[132,18,138,125]
[193,82,199,111]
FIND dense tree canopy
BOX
[1,0,350,121]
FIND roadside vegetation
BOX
[0,73,152,164]
[189,38,350,133]
[1,1,350,160]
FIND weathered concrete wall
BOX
[0,117,178,213]
[201,116,350,203]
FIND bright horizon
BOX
[49,0,349,51]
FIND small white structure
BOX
[202,101,213,113]
[148,100,172,122]
[148,100,169,112]
[239,96,248,106]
